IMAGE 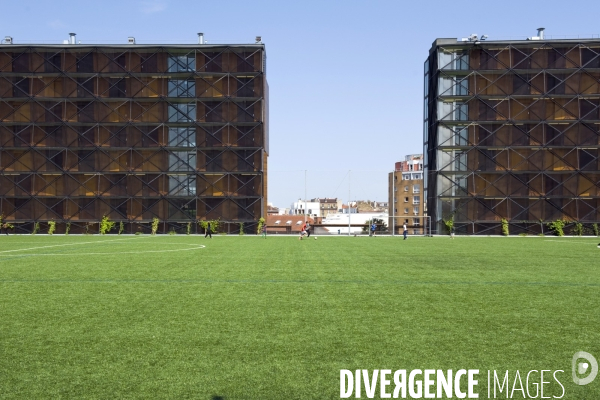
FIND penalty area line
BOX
[0,236,149,254]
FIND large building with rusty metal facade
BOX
[425,31,600,235]
[0,34,268,234]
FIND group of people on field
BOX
[370,221,408,240]
[202,219,412,240]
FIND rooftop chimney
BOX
[255,36,262,43]
[198,32,204,44]
[128,36,136,44]
[3,36,13,44]
[537,27,545,40]
[69,33,76,45]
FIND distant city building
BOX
[389,154,425,234]
[290,199,321,217]
[354,200,388,213]
[290,198,343,218]
[311,197,342,218]
[341,204,358,214]
[424,32,600,234]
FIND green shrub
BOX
[100,215,115,235]
[239,222,244,235]
[443,217,454,235]
[571,222,583,236]
[501,218,509,236]
[210,218,221,234]
[118,221,124,235]
[199,219,220,234]
[65,222,70,235]
[168,230,176,235]
[593,223,599,236]
[48,221,56,235]
[546,220,566,236]
[151,217,159,235]
[256,217,265,235]
[186,222,191,235]
[32,222,40,235]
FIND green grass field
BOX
[0,234,599,399]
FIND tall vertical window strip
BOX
[169,152,196,172]
[168,127,196,147]
[168,80,196,97]
[168,103,196,122]
[168,55,196,72]
[169,175,196,196]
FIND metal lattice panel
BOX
[425,40,600,234]
[0,45,268,234]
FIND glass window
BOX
[455,151,468,172]
[169,151,196,171]
[413,184,420,194]
[168,80,196,97]
[168,55,196,72]
[456,175,468,195]
[454,126,469,146]
[404,186,409,192]
[168,103,196,122]
[456,77,469,95]
[168,127,196,147]
[438,51,453,70]
[404,208,408,214]
[413,197,420,204]
[438,76,454,96]
[455,52,469,70]
[404,197,409,203]
[169,175,196,196]
[413,206,419,214]
[455,102,468,121]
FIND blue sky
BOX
[4,0,599,208]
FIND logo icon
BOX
[572,351,598,385]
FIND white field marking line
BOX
[6,244,206,256]
[545,239,597,242]
[0,236,148,254]
[0,243,205,256]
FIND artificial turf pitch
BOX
[0,234,598,399]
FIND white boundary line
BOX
[544,240,598,244]
[0,237,147,254]
[5,244,207,256]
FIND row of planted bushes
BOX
[0,216,266,235]
[443,216,600,236]
[500,218,599,236]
